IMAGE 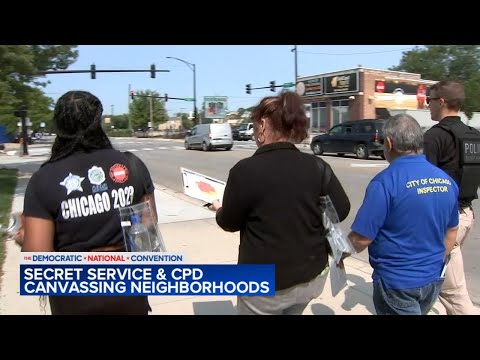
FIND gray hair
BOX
[383,114,423,153]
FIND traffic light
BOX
[270,81,276,92]
[246,84,251,94]
[90,64,96,79]
[150,64,156,78]
[130,91,135,100]
[165,93,168,102]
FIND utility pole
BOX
[193,63,198,125]
[111,104,114,116]
[149,96,154,131]
[128,84,132,132]
[292,45,298,84]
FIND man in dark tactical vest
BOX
[424,80,480,315]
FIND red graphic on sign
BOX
[196,181,217,196]
[109,163,129,183]
[376,81,385,93]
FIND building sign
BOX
[374,80,431,110]
[297,77,323,97]
[204,96,228,119]
[324,72,358,94]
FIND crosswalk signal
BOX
[90,64,96,79]
[270,81,276,92]
[150,64,156,78]
[246,84,251,94]
[130,91,135,100]
[165,93,168,102]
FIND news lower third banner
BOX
[20,252,275,296]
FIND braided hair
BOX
[45,90,113,165]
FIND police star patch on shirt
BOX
[60,173,85,195]
[109,163,129,183]
[88,165,106,185]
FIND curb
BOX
[152,182,372,271]
[153,182,207,207]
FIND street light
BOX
[166,56,197,124]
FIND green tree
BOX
[129,90,168,130]
[176,112,192,129]
[110,114,129,129]
[0,45,78,135]
[390,45,480,119]
[0,87,55,136]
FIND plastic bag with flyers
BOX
[119,200,166,252]
[320,195,356,265]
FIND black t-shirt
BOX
[24,149,154,251]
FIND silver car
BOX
[185,123,233,151]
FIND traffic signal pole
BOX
[244,82,295,94]
[130,93,191,102]
[128,83,132,131]
[14,105,28,156]
[37,65,170,78]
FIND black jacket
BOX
[216,142,350,290]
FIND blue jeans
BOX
[373,278,444,315]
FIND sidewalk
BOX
[0,175,447,315]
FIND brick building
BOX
[297,67,437,133]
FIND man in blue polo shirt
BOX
[348,114,459,315]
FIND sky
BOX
[43,45,417,117]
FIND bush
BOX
[107,129,133,137]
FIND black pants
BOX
[49,248,152,315]
[49,295,151,315]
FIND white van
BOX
[238,122,254,141]
[184,123,233,151]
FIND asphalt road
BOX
[3,137,478,307]
[109,137,479,306]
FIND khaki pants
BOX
[438,207,479,315]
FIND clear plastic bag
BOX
[119,201,166,252]
[320,195,355,264]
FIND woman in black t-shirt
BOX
[22,90,155,315]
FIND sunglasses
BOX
[426,96,442,105]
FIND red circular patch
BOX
[109,163,129,183]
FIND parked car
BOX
[231,126,241,141]
[238,122,254,140]
[185,123,233,151]
[310,119,385,159]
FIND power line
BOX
[298,47,416,56]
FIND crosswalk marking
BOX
[114,142,259,153]
[350,163,387,168]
